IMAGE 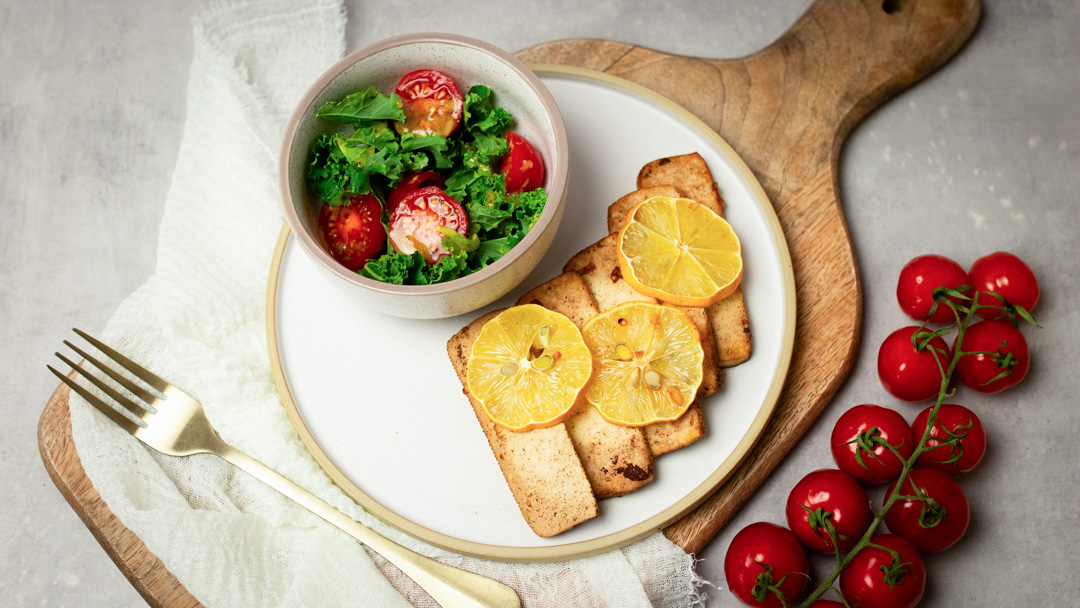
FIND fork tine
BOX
[55,352,152,419]
[48,365,140,435]
[64,340,158,405]
[73,328,169,393]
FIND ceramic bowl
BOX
[279,33,568,319]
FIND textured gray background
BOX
[3,0,1078,606]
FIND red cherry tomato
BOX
[877,326,951,402]
[831,405,914,485]
[884,468,970,553]
[785,469,872,553]
[970,251,1039,319]
[724,522,809,607]
[387,171,446,210]
[393,69,463,137]
[317,194,386,271]
[955,320,1030,393]
[388,186,468,265]
[839,534,926,608]
[896,254,972,323]
[912,404,986,475]
[500,131,545,193]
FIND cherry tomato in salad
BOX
[724,522,809,607]
[912,404,986,475]
[877,326,951,402]
[839,534,926,608]
[884,468,970,553]
[317,194,386,271]
[896,254,972,323]
[393,69,464,137]
[500,131,545,193]
[831,404,914,485]
[387,171,446,210]
[970,251,1040,319]
[785,469,872,553]
[388,186,469,265]
[955,319,1030,393]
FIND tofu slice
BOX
[637,153,752,367]
[447,312,597,537]
[517,272,654,498]
[563,237,709,455]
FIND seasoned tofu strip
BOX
[447,313,597,537]
[517,272,654,498]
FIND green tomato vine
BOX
[793,286,1038,608]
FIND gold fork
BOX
[49,329,521,608]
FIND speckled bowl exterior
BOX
[280,33,568,319]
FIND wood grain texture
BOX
[35,0,980,601]
[518,0,980,554]
[38,380,203,608]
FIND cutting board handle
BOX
[743,0,981,145]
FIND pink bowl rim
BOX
[278,32,569,297]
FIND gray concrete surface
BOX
[2,0,1078,606]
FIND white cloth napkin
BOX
[68,1,704,606]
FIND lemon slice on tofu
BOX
[467,304,593,432]
[617,196,743,307]
[581,301,704,427]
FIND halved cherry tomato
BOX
[955,319,1030,393]
[839,534,925,608]
[318,194,386,271]
[500,131,545,193]
[896,254,972,323]
[831,404,914,485]
[912,404,986,475]
[877,326,951,402]
[884,468,970,553]
[724,522,809,607]
[393,69,463,137]
[388,186,468,264]
[970,251,1040,319]
[387,171,446,210]
[785,469,873,553]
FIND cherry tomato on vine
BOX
[884,468,970,553]
[955,320,1030,393]
[724,522,809,607]
[387,171,446,210]
[839,534,926,608]
[896,254,972,323]
[877,326,951,402]
[393,69,464,137]
[317,194,386,271]
[500,131,545,193]
[912,404,986,474]
[831,405,914,485]
[785,469,872,553]
[970,251,1039,320]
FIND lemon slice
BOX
[581,302,704,427]
[467,304,593,432]
[617,196,743,307]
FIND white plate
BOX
[267,66,795,561]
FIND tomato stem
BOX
[796,292,986,607]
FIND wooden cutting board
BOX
[37,0,979,604]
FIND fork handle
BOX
[217,446,521,608]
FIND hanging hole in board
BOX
[882,0,902,15]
